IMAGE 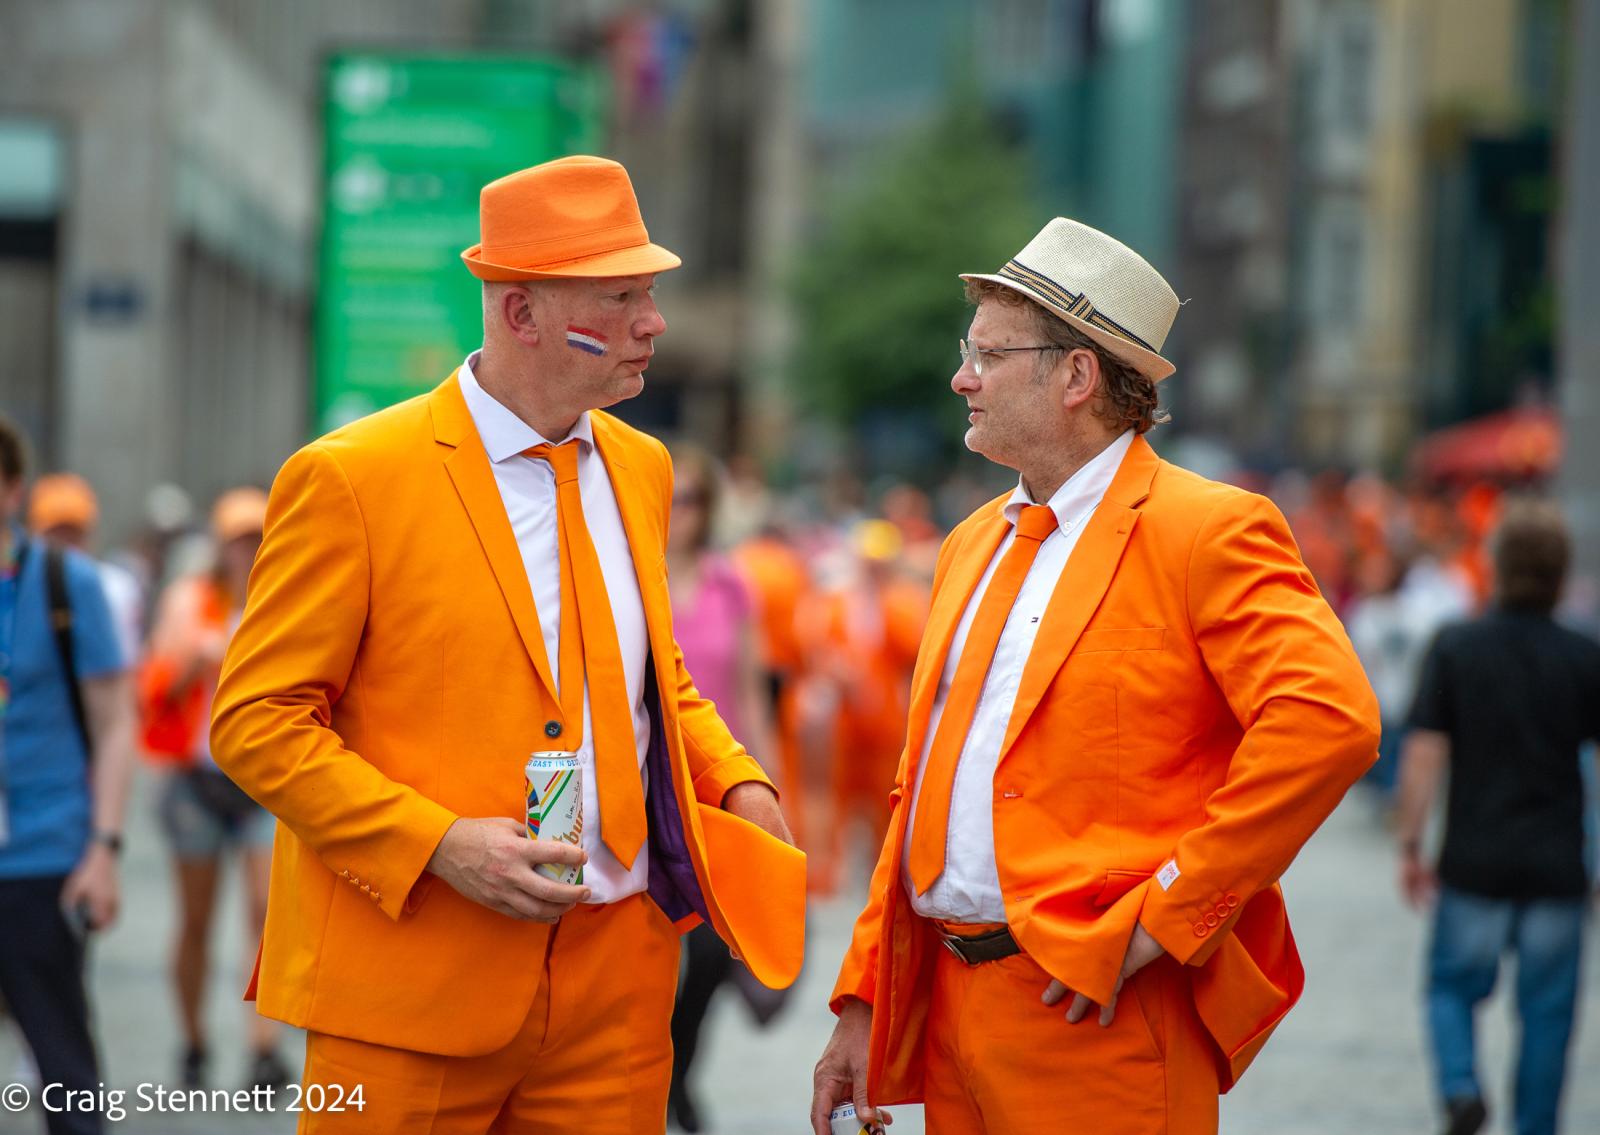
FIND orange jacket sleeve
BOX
[210,444,458,921]
[1139,493,1380,964]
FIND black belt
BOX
[939,925,1022,966]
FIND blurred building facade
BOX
[0,0,494,541]
[1174,0,1564,474]
[1173,1,1295,459]
[0,0,769,542]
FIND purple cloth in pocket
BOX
[643,663,712,926]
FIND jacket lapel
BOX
[901,500,1010,777]
[430,373,560,706]
[996,435,1160,762]
[589,414,675,715]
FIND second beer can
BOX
[525,752,584,886]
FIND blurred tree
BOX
[791,93,1037,468]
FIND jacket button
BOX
[1225,892,1240,908]
[545,721,562,739]
[1193,923,1207,937]
[1216,904,1229,918]
[1205,912,1219,927]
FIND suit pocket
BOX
[1075,626,1166,653]
[1092,868,1150,909]
[1127,964,1168,1061]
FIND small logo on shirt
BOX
[1156,859,1181,891]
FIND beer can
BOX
[829,1101,875,1135]
[525,753,583,885]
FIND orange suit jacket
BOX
[211,373,805,1057]
[830,435,1379,1098]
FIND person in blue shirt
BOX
[0,417,136,1135]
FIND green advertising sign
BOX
[316,54,605,433]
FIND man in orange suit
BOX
[810,219,1380,1135]
[211,155,804,1134]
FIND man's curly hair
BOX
[964,279,1168,434]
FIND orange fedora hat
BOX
[461,155,682,281]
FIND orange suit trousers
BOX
[923,936,1221,1134]
[297,894,680,1134]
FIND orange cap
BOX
[211,487,268,543]
[29,473,99,533]
[460,155,682,281]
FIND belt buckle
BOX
[940,933,977,965]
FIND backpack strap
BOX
[44,545,92,758]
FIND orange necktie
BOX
[908,503,1058,894]
[526,440,648,868]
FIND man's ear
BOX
[501,285,542,347]
[1061,347,1102,412]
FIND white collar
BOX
[1002,429,1135,534]
[458,350,595,465]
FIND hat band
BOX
[999,259,1158,354]
[478,219,652,271]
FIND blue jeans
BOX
[1426,885,1587,1135]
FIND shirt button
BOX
[545,721,562,739]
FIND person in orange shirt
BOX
[800,520,927,895]
[210,156,803,1134]
[810,219,1380,1135]
[138,489,289,1091]
[731,522,813,840]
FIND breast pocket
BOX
[1073,626,1167,654]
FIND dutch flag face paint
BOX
[565,325,609,357]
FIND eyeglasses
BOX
[958,339,1060,377]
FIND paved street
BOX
[2,773,1597,1134]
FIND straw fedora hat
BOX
[961,218,1179,382]
[461,155,682,281]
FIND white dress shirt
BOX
[459,354,652,904]
[903,430,1135,922]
